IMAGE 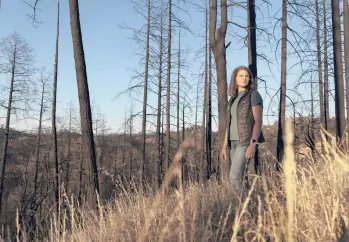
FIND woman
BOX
[220,66,264,193]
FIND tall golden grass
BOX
[14,121,349,241]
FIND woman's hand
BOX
[245,143,256,160]
[220,146,227,161]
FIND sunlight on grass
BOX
[14,121,349,241]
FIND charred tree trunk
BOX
[65,105,72,195]
[129,109,133,185]
[141,0,151,186]
[248,0,257,88]
[177,29,181,151]
[122,116,126,184]
[29,80,46,240]
[201,11,209,182]
[182,101,186,182]
[323,0,329,134]
[69,0,99,198]
[205,3,212,180]
[207,37,213,179]
[156,5,164,189]
[0,51,16,216]
[194,83,199,181]
[276,0,287,169]
[247,0,259,173]
[209,0,228,179]
[315,0,324,152]
[52,0,60,216]
[344,0,349,146]
[331,0,345,141]
[78,138,84,205]
[33,81,46,208]
[164,0,172,176]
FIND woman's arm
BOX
[222,128,228,148]
[245,105,263,160]
[251,105,263,141]
[220,128,228,160]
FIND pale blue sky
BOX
[0,0,324,134]
[0,0,147,132]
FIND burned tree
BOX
[69,0,99,200]
[209,0,228,179]
[0,32,34,216]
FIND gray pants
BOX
[229,140,249,194]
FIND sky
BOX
[0,0,147,132]
[0,0,323,134]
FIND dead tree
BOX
[156,3,164,188]
[51,0,60,216]
[331,0,345,141]
[141,0,151,186]
[248,0,259,173]
[201,7,209,182]
[276,0,287,168]
[69,0,99,200]
[0,32,33,217]
[315,0,324,152]
[31,70,51,239]
[164,0,172,177]
[344,0,349,146]
[177,29,181,152]
[128,107,134,185]
[323,0,329,134]
[209,0,228,179]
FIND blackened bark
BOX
[69,0,99,198]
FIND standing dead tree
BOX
[0,32,34,217]
[51,0,60,217]
[69,0,99,202]
[276,0,287,168]
[209,0,228,179]
[331,0,345,142]
[30,69,51,239]
[141,0,151,187]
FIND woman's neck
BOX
[238,87,246,93]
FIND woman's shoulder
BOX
[250,89,263,106]
[250,89,262,97]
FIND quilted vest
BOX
[226,88,265,146]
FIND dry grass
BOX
[15,122,349,241]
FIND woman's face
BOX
[235,69,250,89]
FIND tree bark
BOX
[209,0,228,179]
[331,0,345,141]
[323,0,329,134]
[182,101,186,182]
[315,0,324,152]
[201,10,208,182]
[177,29,181,152]
[0,50,16,217]
[344,0,349,146]
[33,81,46,209]
[207,35,213,179]
[141,0,151,186]
[52,0,60,216]
[129,108,133,185]
[156,7,164,189]
[200,55,207,182]
[69,0,99,198]
[164,0,172,176]
[65,105,72,195]
[276,0,287,168]
[205,3,212,180]
[247,0,259,173]
[78,139,84,205]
